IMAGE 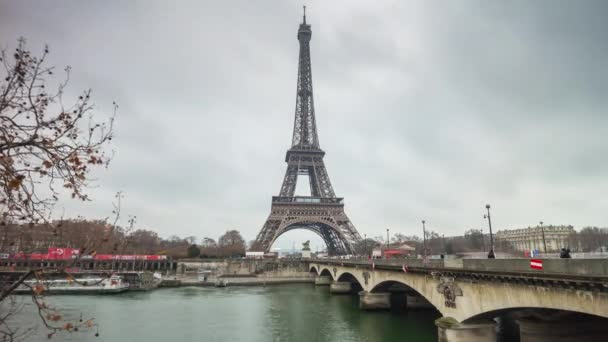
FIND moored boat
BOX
[15,275,130,294]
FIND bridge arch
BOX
[462,307,608,324]
[336,272,360,283]
[370,280,440,312]
[448,279,608,323]
[463,308,608,341]
[335,271,364,292]
[319,268,333,279]
[309,266,318,275]
[371,280,420,293]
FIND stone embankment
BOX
[161,259,314,288]
[160,275,314,288]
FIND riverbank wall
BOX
[165,259,313,287]
[175,259,311,277]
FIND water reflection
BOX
[11,284,438,342]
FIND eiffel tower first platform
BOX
[252,9,362,255]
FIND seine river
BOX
[13,284,439,341]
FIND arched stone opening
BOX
[314,268,333,286]
[309,266,318,275]
[332,272,363,293]
[365,280,440,313]
[462,308,608,342]
[319,268,332,278]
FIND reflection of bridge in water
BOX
[309,258,608,342]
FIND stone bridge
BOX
[309,258,608,342]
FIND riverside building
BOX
[496,225,574,253]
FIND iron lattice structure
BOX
[252,10,362,255]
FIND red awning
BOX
[384,249,408,255]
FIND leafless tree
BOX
[0,38,117,340]
[1,38,115,226]
[217,230,246,257]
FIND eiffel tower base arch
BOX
[253,198,359,255]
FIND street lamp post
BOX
[540,221,547,254]
[386,228,390,250]
[422,220,427,259]
[364,233,367,257]
[484,205,495,259]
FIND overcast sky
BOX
[1,1,607,250]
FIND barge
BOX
[15,275,130,294]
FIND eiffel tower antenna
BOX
[251,10,361,256]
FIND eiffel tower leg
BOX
[279,165,298,197]
[252,217,281,252]
[310,157,335,198]
[335,217,361,254]
[319,225,348,255]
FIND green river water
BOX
[12,284,439,342]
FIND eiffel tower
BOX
[252,8,362,255]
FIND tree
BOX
[127,229,160,253]
[444,240,455,254]
[577,227,608,252]
[391,233,422,252]
[0,39,117,341]
[218,230,246,257]
[1,39,116,225]
[187,244,201,258]
[353,238,379,256]
[425,230,441,254]
[200,237,218,258]
[168,235,183,243]
[464,229,484,251]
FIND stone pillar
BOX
[406,294,434,309]
[436,317,496,342]
[302,249,311,259]
[314,276,332,285]
[359,291,391,310]
[330,281,352,294]
[517,318,608,342]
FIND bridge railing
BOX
[461,258,608,277]
[311,258,608,278]
[311,258,445,269]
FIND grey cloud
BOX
[1,0,607,248]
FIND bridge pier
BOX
[329,281,352,294]
[517,317,608,342]
[436,317,496,342]
[314,276,332,285]
[359,291,391,310]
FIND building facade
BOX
[496,225,574,253]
